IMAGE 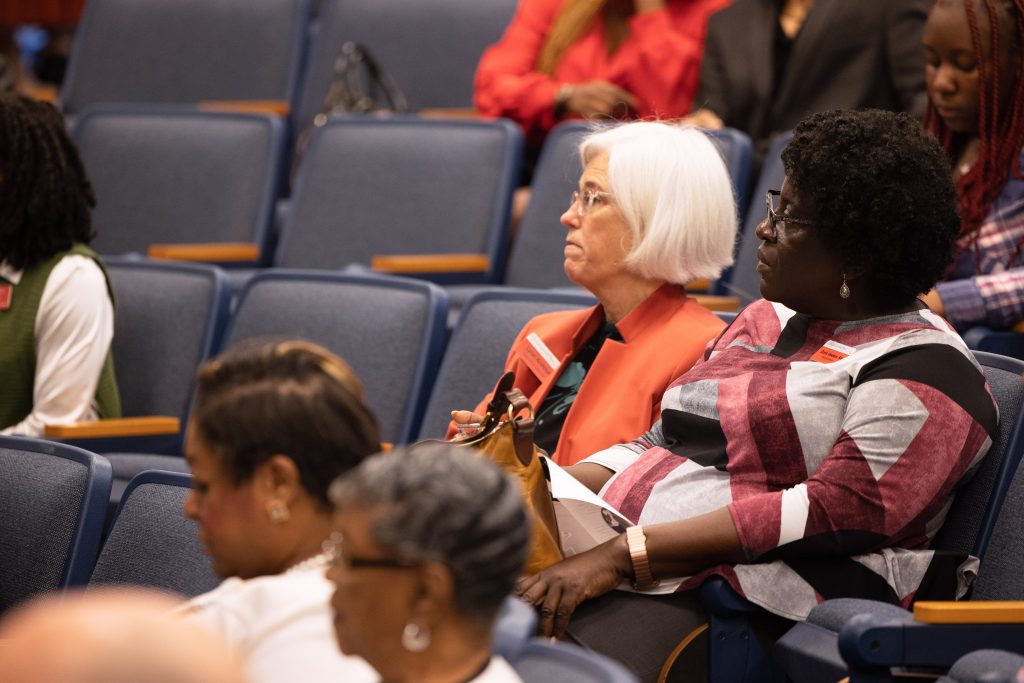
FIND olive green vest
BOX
[0,244,121,430]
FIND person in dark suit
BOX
[685,0,928,165]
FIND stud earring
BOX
[401,622,431,652]
[839,273,850,299]
[266,499,290,524]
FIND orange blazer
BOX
[449,284,726,466]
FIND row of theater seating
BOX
[13,278,1024,680]
[69,107,758,297]
[0,438,639,683]
[61,0,519,121]
[71,105,1024,361]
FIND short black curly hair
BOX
[782,109,960,307]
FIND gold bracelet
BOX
[626,525,659,590]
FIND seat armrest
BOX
[371,253,490,274]
[148,242,261,264]
[198,100,290,116]
[914,601,1024,624]
[418,108,481,120]
[1012,321,1024,333]
[44,416,181,438]
[687,278,712,292]
[692,294,741,312]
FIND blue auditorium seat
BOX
[0,437,111,613]
[61,0,309,114]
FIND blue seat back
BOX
[931,351,1024,565]
[705,127,754,218]
[61,0,309,114]
[506,121,590,290]
[0,437,111,612]
[74,107,285,263]
[511,638,639,683]
[89,470,219,598]
[939,649,1024,683]
[277,116,521,284]
[223,270,448,444]
[105,259,230,421]
[722,130,792,303]
[293,0,517,126]
[417,288,595,439]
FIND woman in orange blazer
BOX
[451,121,737,466]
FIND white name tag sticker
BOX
[526,332,561,371]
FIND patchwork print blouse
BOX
[583,299,998,620]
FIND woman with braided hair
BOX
[921,0,1024,329]
[474,0,728,158]
[0,94,120,436]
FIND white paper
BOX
[543,456,685,594]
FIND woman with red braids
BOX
[921,0,1024,329]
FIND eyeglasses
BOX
[765,190,816,239]
[323,531,420,571]
[571,189,614,217]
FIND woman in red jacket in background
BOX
[474,0,728,154]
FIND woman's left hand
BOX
[514,536,630,638]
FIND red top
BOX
[474,0,728,142]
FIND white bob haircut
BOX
[579,121,737,285]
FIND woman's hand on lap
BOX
[515,535,631,638]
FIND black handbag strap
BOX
[322,41,408,117]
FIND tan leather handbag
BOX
[457,372,563,575]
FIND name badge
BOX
[0,284,11,311]
[521,332,561,380]
[809,339,856,364]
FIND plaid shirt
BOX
[937,152,1024,329]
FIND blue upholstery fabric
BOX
[417,288,596,439]
[223,270,447,444]
[505,121,590,291]
[723,130,792,304]
[511,638,639,683]
[104,259,229,422]
[0,437,111,613]
[61,0,309,113]
[278,117,520,285]
[293,0,516,125]
[89,471,219,598]
[74,107,284,263]
[492,597,538,662]
[939,650,1024,683]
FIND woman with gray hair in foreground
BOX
[327,444,531,683]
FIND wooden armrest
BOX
[198,100,290,116]
[692,294,741,312]
[44,416,181,439]
[687,278,712,291]
[1012,321,1024,333]
[371,253,490,274]
[148,242,260,263]
[913,600,1024,624]
[418,108,482,120]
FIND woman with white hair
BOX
[451,121,737,466]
